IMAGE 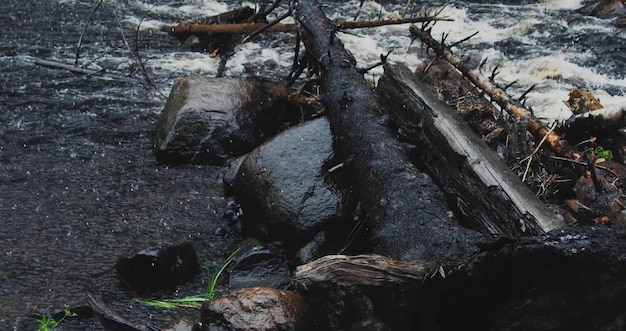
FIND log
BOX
[377,63,565,236]
[293,254,437,289]
[294,0,484,263]
[293,227,626,330]
[161,17,453,38]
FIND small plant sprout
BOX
[207,247,241,300]
[140,247,242,309]
[38,305,77,331]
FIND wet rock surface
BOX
[228,247,292,290]
[154,76,298,165]
[232,117,353,253]
[201,287,323,331]
[115,242,200,293]
[296,231,330,264]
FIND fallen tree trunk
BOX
[293,227,626,330]
[377,63,564,235]
[294,0,484,263]
[161,16,452,37]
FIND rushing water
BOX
[1,0,625,329]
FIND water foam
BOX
[68,0,626,121]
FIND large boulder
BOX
[154,76,298,165]
[232,117,353,253]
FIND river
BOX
[1,0,625,329]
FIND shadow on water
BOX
[1,0,241,329]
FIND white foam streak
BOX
[128,0,228,20]
[71,0,626,122]
[540,0,586,10]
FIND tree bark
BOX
[293,0,484,263]
[377,63,564,236]
[293,254,437,289]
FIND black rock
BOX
[232,117,353,253]
[154,77,298,165]
[228,247,292,290]
[296,231,329,264]
[115,242,200,292]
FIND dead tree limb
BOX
[377,63,564,235]
[409,25,570,156]
[34,59,140,84]
[161,16,453,37]
[75,0,104,66]
[293,0,484,262]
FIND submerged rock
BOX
[232,117,353,253]
[154,76,298,165]
[115,242,200,292]
[200,287,324,331]
[228,247,292,290]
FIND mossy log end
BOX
[377,63,565,236]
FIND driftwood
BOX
[377,63,564,236]
[34,59,140,84]
[293,0,484,262]
[293,254,437,289]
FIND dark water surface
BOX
[1,0,239,328]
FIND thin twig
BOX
[402,0,413,18]
[521,121,557,182]
[127,5,166,98]
[518,84,536,102]
[75,0,104,66]
[550,156,620,179]
[242,10,291,43]
[449,31,479,48]
[354,0,366,21]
